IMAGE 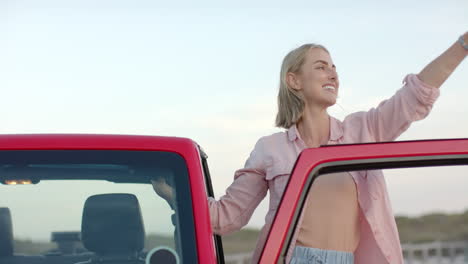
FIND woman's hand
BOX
[462,32,468,47]
[152,178,175,209]
[417,31,467,88]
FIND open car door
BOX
[260,139,468,264]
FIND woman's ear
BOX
[286,72,301,91]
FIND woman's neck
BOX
[297,107,330,148]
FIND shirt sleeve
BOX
[208,138,269,235]
[361,74,440,142]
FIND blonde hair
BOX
[275,44,329,129]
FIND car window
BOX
[292,164,468,264]
[384,166,468,263]
[0,150,195,264]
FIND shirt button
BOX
[373,229,379,235]
[386,254,391,261]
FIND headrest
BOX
[81,194,145,255]
[0,207,13,257]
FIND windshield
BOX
[0,150,195,264]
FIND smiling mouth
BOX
[323,85,336,92]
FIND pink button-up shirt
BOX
[208,74,439,264]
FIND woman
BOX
[155,32,467,264]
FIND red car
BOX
[0,134,467,264]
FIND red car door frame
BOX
[259,139,468,263]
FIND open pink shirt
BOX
[208,74,439,264]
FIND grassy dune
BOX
[396,210,468,243]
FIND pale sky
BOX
[1,0,467,230]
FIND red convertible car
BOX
[0,134,467,264]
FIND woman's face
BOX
[290,48,339,108]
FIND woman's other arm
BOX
[208,138,269,235]
[153,140,269,235]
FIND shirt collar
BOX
[287,124,300,142]
[287,116,344,143]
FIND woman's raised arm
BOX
[418,32,468,88]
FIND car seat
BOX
[76,193,145,264]
[0,207,13,257]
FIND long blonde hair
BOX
[275,44,329,129]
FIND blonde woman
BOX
[155,32,468,264]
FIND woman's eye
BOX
[317,66,325,70]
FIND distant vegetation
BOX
[14,234,175,255]
[222,228,260,255]
[12,210,468,255]
[396,209,468,243]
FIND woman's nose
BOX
[328,68,338,80]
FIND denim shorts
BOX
[290,246,354,264]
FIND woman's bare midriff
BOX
[296,172,360,253]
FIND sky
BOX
[1,0,468,231]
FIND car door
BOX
[259,139,468,264]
